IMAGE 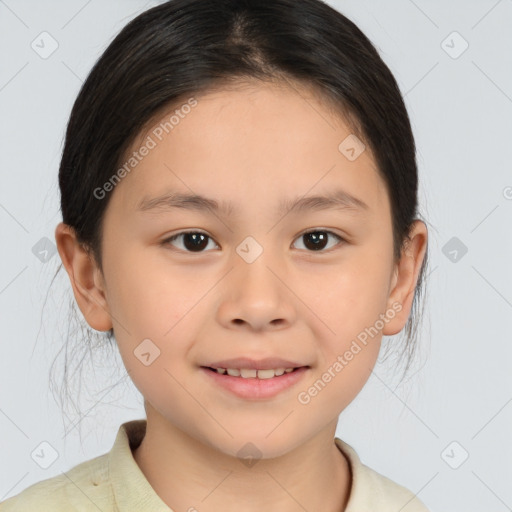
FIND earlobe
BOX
[382,220,428,336]
[55,222,113,332]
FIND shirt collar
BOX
[335,437,373,510]
[109,420,365,512]
[109,419,172,511]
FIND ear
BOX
[382,220,428,336]
[55,222,113,332]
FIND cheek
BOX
[106,249,217,379]
[314,250,393,337]
[298,264,388,413]
[106,248,206,337]
[305,245,393,389]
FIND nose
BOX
[216,252,297,332]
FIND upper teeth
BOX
[215,368,295,379]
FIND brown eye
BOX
[293,230,344,252]
[164,231,218,252]
[163,229,344,254]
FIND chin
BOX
[205,428,307,462]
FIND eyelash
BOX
[162,229,345,253]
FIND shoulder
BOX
[0,453,114,512]
[335,438,431,512]
[353,461,431,512]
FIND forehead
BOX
[112,80,389,218]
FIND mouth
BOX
[202,366,305,379]
[200,365,310,399]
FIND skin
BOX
[55,79,427,512]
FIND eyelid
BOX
[293,228,345,252]
[162,229,219,251]
[297,228,345,240]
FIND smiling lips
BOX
[204,356,308,370]
[209,367,296,379]
[200,357,310,398]
[202,365,309,399]
[202,357,309,380]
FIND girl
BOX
[1,0,430,510]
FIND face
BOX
[84,80,410,458]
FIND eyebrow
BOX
[136,188,369,217]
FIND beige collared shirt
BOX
[0,419,430,511]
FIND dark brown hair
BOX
[49,0,429,426]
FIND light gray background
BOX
[1,1,511,511]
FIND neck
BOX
[132,405,352,512]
